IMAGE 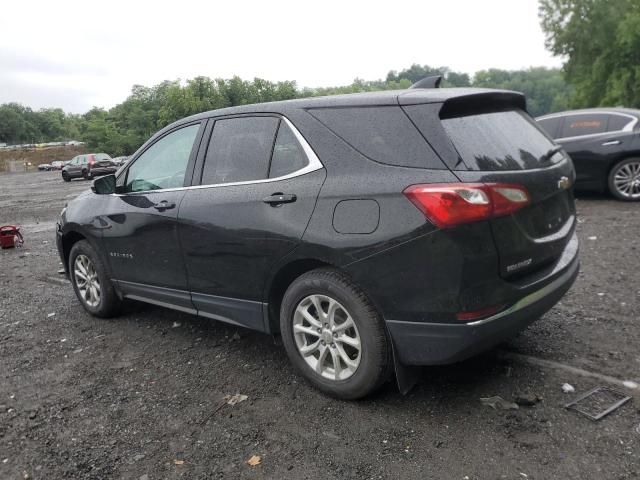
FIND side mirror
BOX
[91,174,116,194]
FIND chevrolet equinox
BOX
[57,84,580,399]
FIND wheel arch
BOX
[265,257,336,333]
[60,227,110,276]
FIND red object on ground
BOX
[0,225,24,249]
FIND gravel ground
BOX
[1,171,639,480]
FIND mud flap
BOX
[391,340,420,395]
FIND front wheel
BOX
[62,172,70,182]
[280,268,391,400]
[69,240,121,317]
[608,158,640,201]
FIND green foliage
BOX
[387,64,472,87]
[0,103,80,144]
[540,0,640,108]
[0,66,571,154]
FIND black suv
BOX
[537,108,640,200]
[57,86,579,399]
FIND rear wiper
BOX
[540,146,564,164]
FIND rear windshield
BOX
[93,153,112,161]
[309,106,445,169]
[441,110,558,171]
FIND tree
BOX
[540,0,640,108]
[387,64,471,87]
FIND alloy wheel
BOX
[293,294,362,381]
[613,161,640,199]
[73,254,101,307]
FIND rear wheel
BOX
[608,158,640,201]
[280,268,391,400]
[69,240,121,318]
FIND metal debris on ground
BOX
[480,396,519,410]
[225,393,248,406]
[562,383,575,393]
[565,386,632,421]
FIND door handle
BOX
[263,193,297,206]
[602,140,621,146]
[153,200,176,211]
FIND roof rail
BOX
[409,75,442,89]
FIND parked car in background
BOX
[111,156,130,167]
[537,108,640,201]
[50,160,65,170]
[57,85,579,399]
[61,153,116,182]
[38,163,52,171]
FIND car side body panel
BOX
[559,130,639,191]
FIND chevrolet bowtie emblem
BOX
[558,176,571,190]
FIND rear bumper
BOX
[386,249,579,366]
[89,167,117,176]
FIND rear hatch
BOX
[91,153,115,167]
[402,91,576,279]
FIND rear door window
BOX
[559,114,608,138]
[201,117,279,185]
[269,121,308,178]
[537,116,562,139]
[607,114,634,132]
[309,106,445,169]
[441,109,558,171]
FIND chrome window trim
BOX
[112,116,323,196]
[537,111,638,142]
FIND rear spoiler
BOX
[399,89,528,117]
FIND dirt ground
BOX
[1,171,639,480]
[0,146,87,173]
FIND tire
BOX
[280,268,391,400]
[608,158,640,201]
[68,240,121,318]
[62,172,70,182]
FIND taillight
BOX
[456,304,505,322]
[403,183,530,228]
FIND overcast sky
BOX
[0,0,561,113]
